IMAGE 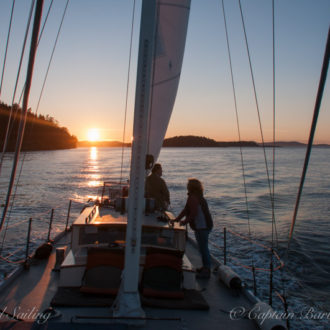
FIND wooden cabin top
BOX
[71,206,186,252]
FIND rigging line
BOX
[228,255,283,272]
[281,27,330,316]
[209,240,284,271]
[271,0,277,248]
[0,0,53,251]
[0,0,36,176]
[2,246,24,259]
[13,0,54,105]
[238,0,278,242]
[0,0,62,245]
[34,0,69,115]
[0,0,53,162]
[0,255,25,265]
[0,0,16,98]
[152,73,180,87]
[220,0,256,268]
[281,263,327,313]
[1,217,29,230]
[0,0,54,171]
[269,0,278,306]
[0,0,45,232]
[225,227,272,251]
[287,27,330,248]
[146,2,161,162]
[269,1,277,306]
[0,152,26,255]
[38,0,54,44]
[120,0,136,185]
[4,0,56,141]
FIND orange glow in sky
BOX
[0,1,329,144]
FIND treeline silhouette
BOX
[0,102,77,152]
[77,136,260,148]
[163,135,258,147]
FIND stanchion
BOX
[47,209,54,242]
[24,218,32,268]
[269,250,273,306]
[223,227,227,265]
[252,265,257,296]
[65,200,72,231]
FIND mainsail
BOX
[114,0,191,317]
[147,0,191,162]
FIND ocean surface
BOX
[0,147,329,329]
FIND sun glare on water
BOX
[87,128,100,142]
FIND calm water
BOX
[0,147,329,329]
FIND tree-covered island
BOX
[0,102,77,152]
[163,136,258,147]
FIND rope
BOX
[0,0,44,232]
[209,238,284,272]
[0,200,75,260]
[275,291,286,304]
[269,0,277,306]
[278,26,330,316]
[288,27,330,247]
[34,0,69,115]
[2,246,25,259]
[220,0,257,282]
[0,255,25,265]
[238,0,278,244]
[0,154,27,254]
[38,0,54,44]
[120,0,136,184]
[228,255,283,272]
[226,227,271,251]
[2,217,30,230]
[210,228,284,272]
[0,0,36,175]
[0,0,69,248]
[0,181,60,255]
[146,2,160,160]
[271,0,277,248]
[209,239,283,272]
[0,0,16,98]
[0,0,55,173]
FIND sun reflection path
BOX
[90,147,98,160]
[88,147,102,187]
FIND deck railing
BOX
[0,199,80,270]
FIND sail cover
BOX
[147,0,191,162]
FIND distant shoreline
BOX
[77,136,330,148]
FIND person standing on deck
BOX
[145,163,170,211]
[174,178,213,279]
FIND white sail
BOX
[114,0,191,317]
[147,0,191,162]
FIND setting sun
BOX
[87,128,101,142]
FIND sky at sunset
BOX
[0,0,329,143]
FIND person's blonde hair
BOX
[187,178,203,196]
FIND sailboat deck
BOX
[0,230,258,329]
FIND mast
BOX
[113,0,158,318]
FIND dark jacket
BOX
[177,194,213,231]
[144,172,170,210]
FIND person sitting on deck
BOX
[145,163,170,211]
[174,178,213,279]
